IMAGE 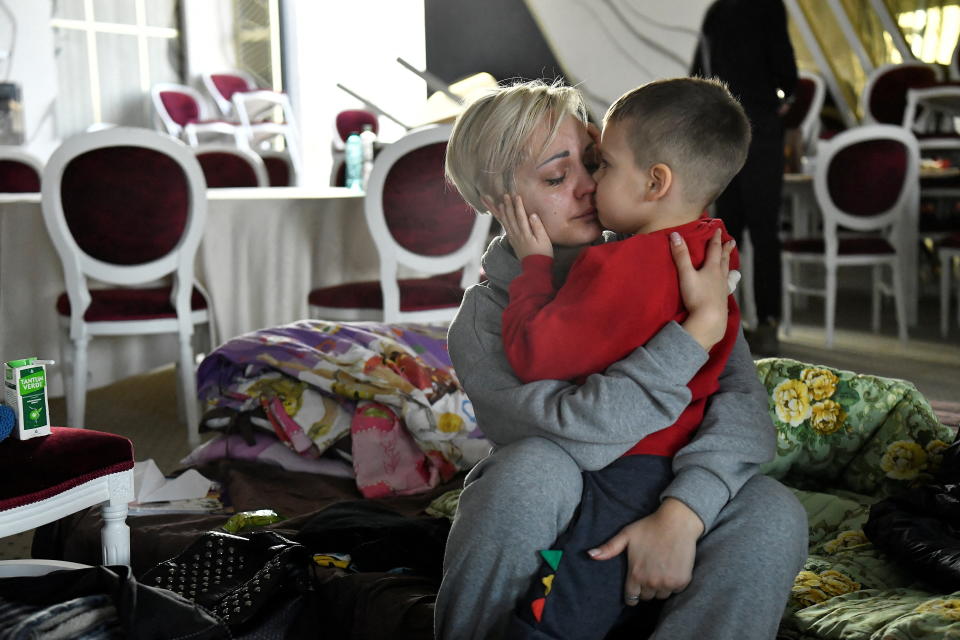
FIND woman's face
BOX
[512,115,602,247]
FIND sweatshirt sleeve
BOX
[450,286,708,471]
[659,327,776,533]
[503,241,675,383]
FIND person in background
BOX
[691,0,799,355]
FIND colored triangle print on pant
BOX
[539,549,562,571]
[531,597,546,622]
[542,574,554,595]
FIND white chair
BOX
[902,85,960,153]
[785,70,826,169]
[861,62,942,126]
[41,127,213,445]
[940,233,960,336]
[0,427,134,568]
[200,70,259,119]
[232,89,302,183]
[258,148,296,187]
[782,124,917,347]
[0,146,43,192]
[193,144,268,188]
[308,124,492,323]
[150,83,245,148]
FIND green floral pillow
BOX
[756,358,953,497]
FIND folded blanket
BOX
[197,320,489,497]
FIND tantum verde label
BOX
[19,369,45,395]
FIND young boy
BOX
[492,77,751,637]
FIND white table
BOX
[0,187,375,396]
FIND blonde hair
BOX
[445,79,588,213]
[604,76,751,209]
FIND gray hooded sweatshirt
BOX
[446,235,775,532]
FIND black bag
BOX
[141,530,315,634]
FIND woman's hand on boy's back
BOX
[484,194,553,261]
[671,229,735,351]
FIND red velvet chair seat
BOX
[308,274,465,312]
[782,236,895,255]
[0,428,134,511]
[942,233,960,249]
[56,286,208,322]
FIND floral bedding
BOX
[756,358,960,639]
[196,320,489,498]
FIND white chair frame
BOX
[41,127,212,445]
[860,62,943,125]
[0,468,134,567]
[782,124,917,347]
[150,83,245,148]
[902,85,960,151]
[310,124,493,324]
[201,70,258,119]
[797,70,826,164]
[232,90,302,184]
[193,143,269,187]
[941,244,960,336]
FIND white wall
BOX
[525,0,714,119]
[1,0,58,160]
[282,0,427,187]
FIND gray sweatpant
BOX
[434,437,808,640]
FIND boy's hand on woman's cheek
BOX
[483,194,554,261]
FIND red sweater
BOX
[503,217,741,457]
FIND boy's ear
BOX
[641,163,673,202]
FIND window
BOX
[51,0,182,138]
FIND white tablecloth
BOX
[0,187,375,396]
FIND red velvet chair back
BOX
[211,74,253,102]
[868,65,939,125]
[381,141,474,256]
[196,151,259,187]
[782,77,816,130]
[0,159,40,192]
[60,146,189,264]
[263,155,291,186]
[827,139,908,217]
[159,91,200,127]
[336,110,379,142]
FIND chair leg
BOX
[68,336,89,428]
[58,332,73,425]
[825,265,837,348]
[871,264,881,333]
[892,262,908,344]
[781,254,792,336]
[942,252,952,337]
[179,333,201,447]
[100,498,130,566]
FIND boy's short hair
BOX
[446,79,589,213]
[603,77,751,208]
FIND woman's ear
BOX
[586,122,601,146]
[645,163,673,201]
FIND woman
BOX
[435,80,807,639]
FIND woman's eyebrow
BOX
[536,150,570,169]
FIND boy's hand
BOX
[484,194,553,261]
[671,229,735,351]
[587,498,703,605]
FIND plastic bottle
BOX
[359,124,377,189]
[344,132,363,190]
